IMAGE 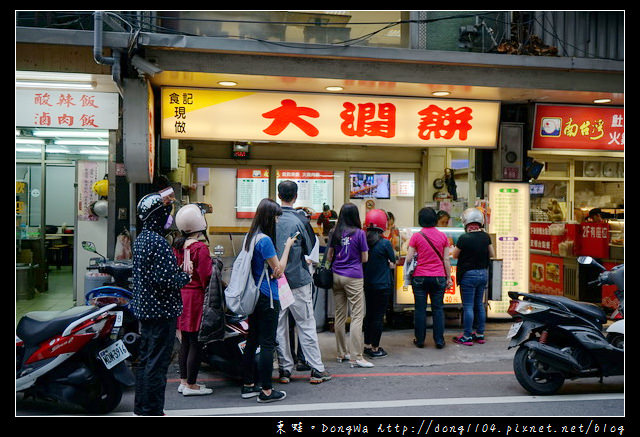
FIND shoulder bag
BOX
[313,247,333,289]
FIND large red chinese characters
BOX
[418,105,473,141]
[340,102,396,138]
[262,99,320,137]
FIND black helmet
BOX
[137,193,167,222]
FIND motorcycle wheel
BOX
[606,333,624,349]
[513,345,565,396]
[84,371,123,414]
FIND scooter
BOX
[82,241,141,362]
[16,303,135,414]
[200,313,257,379]
[507,256,623,395]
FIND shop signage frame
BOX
[16,89,118,130]
[532,104,624,152]
[161,88,500,148]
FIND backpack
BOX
[224,232,269,317]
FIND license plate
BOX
[507,321,523,339]
[98,340,130,369]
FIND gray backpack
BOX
[224,232,269,317]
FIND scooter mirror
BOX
[82,241,106,260]
[82,241,97,253]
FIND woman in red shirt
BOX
[172,204,213,396]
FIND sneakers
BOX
[178,383,205,393]
[182,385,213,396]
[364,347,388,358]
[453,335,474,346]
[310,369,332,384]
[241,385,262,399]
[278,369,291,384]
[472,332,486,344]
[296,361,311,371]
[413,338,425,348]
[257,389,287,403]
[349,359,374,368]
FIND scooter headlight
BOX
[515,301,549,315]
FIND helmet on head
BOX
[365,209,388,232]
[137,193,168,222]
[175,204,208,234]
[461,208,484,227]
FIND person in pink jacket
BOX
[172,204,213,396]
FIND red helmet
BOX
[365,209,388,232]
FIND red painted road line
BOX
[168,370,514,384]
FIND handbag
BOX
[313,248,333,289]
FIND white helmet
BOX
[175,204,207,234]
[461,208,484,227]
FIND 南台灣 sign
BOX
[533,104,624,151]
[161,88,500,148]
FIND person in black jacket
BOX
[131,189,191,416]
[363,209,396,358]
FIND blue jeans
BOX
[411,276,446,346]
[459,269,488,338]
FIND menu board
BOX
[487,182,530,317]
[275,170,333,218]
[236,168,269,218]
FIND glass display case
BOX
[395,226,465,308]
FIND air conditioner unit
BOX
[493,123,524,181]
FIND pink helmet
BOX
[365,209,388,232]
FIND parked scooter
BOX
[200,313,257,379]
[507,257,623,395]
[16,303,134,414]
[82,241,141,362]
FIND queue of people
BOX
[130,180,493,413]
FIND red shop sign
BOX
[532,104,624,151]
[578,222,609,259]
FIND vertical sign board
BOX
[236,169,269,218]
[487,182,530,318]
[123,78,154,184]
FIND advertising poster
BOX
[236,169,269,218]
[530,253,563,295]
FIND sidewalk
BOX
[313,319,515,371]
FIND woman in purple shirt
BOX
[326,203,373,368]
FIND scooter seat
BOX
[16,306,99,347]
[534,294,607,324]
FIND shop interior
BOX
[16,128,110,319]
[527,152,623,308]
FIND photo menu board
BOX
[487,182,530,318]
[275,170,333,218]
[236,168,269,218]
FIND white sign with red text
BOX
[16,89,119,130]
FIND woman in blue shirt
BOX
[241,198,296,403]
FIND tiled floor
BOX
[16,266,75,327]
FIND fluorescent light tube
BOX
[54,139,109,146]
[33,129,109,138]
